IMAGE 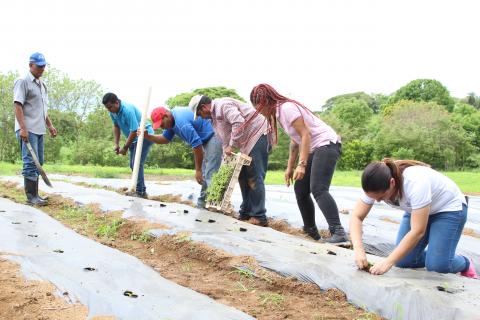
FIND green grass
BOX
[265,169,363,187]
[0,162,196,179]
[1,162,479,193]
[95,219,123,239]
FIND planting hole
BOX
[123,290,138,298]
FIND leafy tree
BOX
[323,92,380,113]
[321,98,373,142]
[0,71,19,162]
[44,110,81,163]
[268,129,290,170]
[452,102,480,150]
[464,92,480,110]
[374,101,472,169]
[166,86,246,107]
[144,137,194,168]
[388,79,455,112]
[43,68,103,119]
[337,139,374,170]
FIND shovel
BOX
[25,141,52,187]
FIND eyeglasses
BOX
[35,64,46,69]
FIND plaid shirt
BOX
[211,98,268,155]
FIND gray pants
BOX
[197,135,223,207]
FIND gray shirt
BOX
[14,72,48,135]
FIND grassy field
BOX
[1,162,479,193]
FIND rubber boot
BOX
[36,178,48,202]
[25,178,47,206]
[303,225,321,241]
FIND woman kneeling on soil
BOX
[248,84,348,243]
[350,158,478,278]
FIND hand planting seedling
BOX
[361,262,374,272]
[206,164,234,203]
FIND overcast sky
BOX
[1,0,478,111]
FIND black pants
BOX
[294,142,344,233]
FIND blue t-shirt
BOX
[109,101,154,142]
[162,107,214,148]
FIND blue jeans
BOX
[238,135,268,220]
[198,135,222,207]
[16,131,44,182]
[395,204,469,273]
[128,139,153,195]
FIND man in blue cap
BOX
[14,52,57,206]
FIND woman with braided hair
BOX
[350,158,477,278]
[249,84,348,243]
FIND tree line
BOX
[1,69,479,171]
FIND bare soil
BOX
[0,181,379,320]
[0,257,88,320]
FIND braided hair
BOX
[247,84,316,146]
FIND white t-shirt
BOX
[361,166,466,214]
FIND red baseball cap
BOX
[151,107,168,129]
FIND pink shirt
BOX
[276,102,339,153]
[211,98,268,155]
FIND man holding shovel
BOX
[14,52,57,206]
[103,93,154,198]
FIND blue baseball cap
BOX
[29,52,47,66]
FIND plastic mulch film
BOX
[3,176,479,320]
[0,197,253,320]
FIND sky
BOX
[1,0,479,111]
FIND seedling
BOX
[206,153,252,213]
[181,262,192,272]
[259,292,284,307]
[361,262,374,272]
[131,230,154,243]
[175,233,191,243]
[230,266,256,279]
[95,219,123,239]
[234,281,250,292]
[206,164,234,203]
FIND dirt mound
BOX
[0,257,88,320]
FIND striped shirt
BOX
[211,98,268,155]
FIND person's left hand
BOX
[48,125,57,137]
[224,145,233,156]
[293,165,305,181]
[369,259,394,275]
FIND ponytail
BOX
[362,158,430,199]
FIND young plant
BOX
[206,164,234,203]
[259,292,284,307]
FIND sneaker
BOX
[325,232,349,244]
[461,258,479,279]
[303,226,321,241]
[248,217,268,227]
